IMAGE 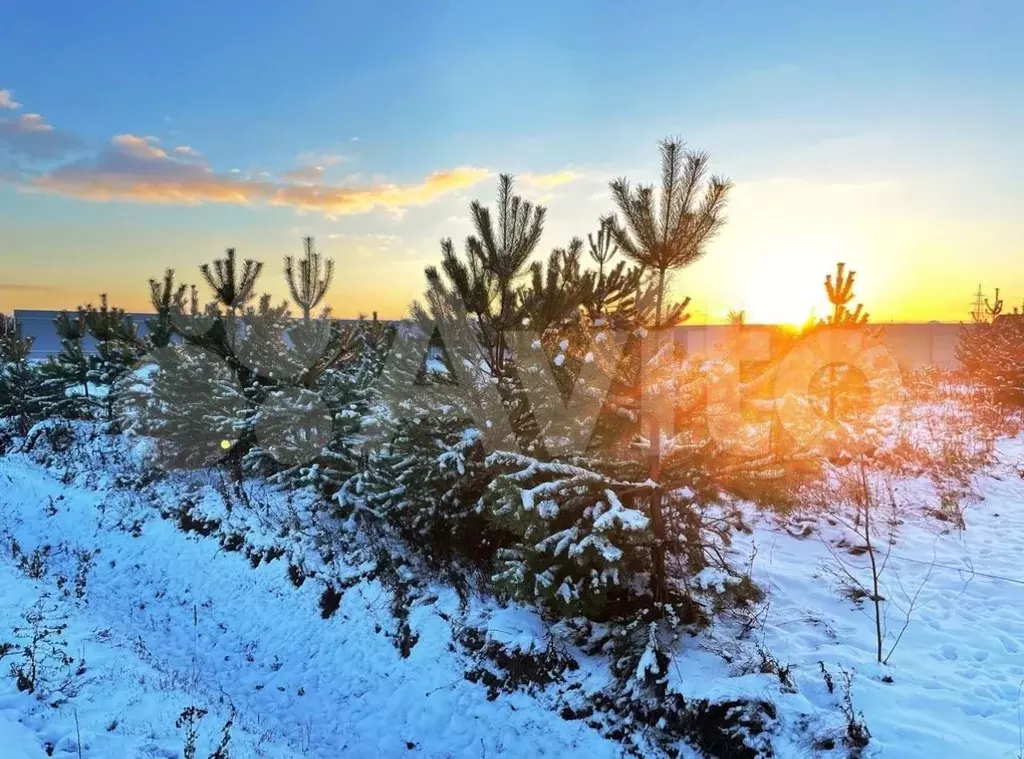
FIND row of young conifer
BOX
[0,138,1019,631]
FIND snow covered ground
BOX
[743,437,1024,758]
[0,443,621,757]
[0,421,1022,757]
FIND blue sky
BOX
[2,1,1023,321]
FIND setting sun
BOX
[728,238,861,325]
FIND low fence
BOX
[678,323,962,371]
[11,310,964,370]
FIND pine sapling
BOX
[823,262,869,327]
[285,236,335,323]
[986,287,1004,322]
[604,136,732,604]
[0,326,43,435]
[38,311,92,419]
[148,268,189,349]
[200,248,263,315]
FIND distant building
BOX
[994,312,1024,325]
[12,310,376,360]
[13,309,156,359]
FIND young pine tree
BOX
[603,137,732,603]
[426,173,546,376]
[146,250,264,474]
[285,236,334,323]
[37,311,92,420]
[147,269,188,349]
[807,263,874,425]
[145,341,249,470]
[582,222,642,326]
[200,247,262,316]
[822,262,869,327]
[287,315,392,496]
[348,175,552,558]
[957,302,1024,407]
[0,324,43,436]
[83,294,144,423]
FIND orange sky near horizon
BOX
[3,170,1016,326]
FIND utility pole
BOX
[971,284,985,323]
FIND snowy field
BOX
[0,422,1022,757]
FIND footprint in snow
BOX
[998,635,1020,654]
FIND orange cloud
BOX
[111,134,168,160]
[30,134,490,216]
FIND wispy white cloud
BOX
[295,150,346,167]
[0,283,58,292]
[280,164,327,184]
[280,152,352,185]
[0,89,21,110]
[518,170,582,189]
[319,232,404,256]
[0,112,82,160]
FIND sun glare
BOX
[732,238,858,325]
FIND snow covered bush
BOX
[957,316,1024,407]
[485,453,653,617]
[344,418,502,566]
[269,315,392,495]
[484,447,761,623]
[586,617,779,758]
[142,342,248,471]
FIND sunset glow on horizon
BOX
[2,2,1023,325]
